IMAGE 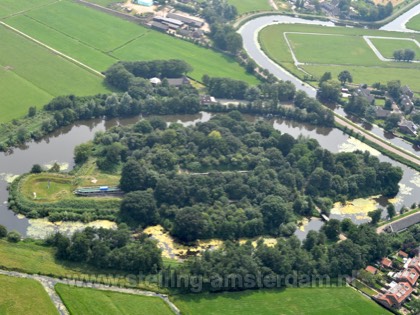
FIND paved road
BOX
[380,3,420,32]
[0,269,181,315]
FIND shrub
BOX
[7,231,21,243]
[0,225,7,238]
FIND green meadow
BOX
[0,0,56,18]
[172,287,390,315]
[56,284,174,315]
[406,13,420,31]
[369,37,420,60]
[260,24,420,92]
[227,0,273,14]
[0,25,108,123]
[5,0,257,83]
[0,274,58,315]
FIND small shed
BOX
[150,77,162,85]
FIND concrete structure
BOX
[133,0,153,7]
[167,76,190,87]
[167,12,203,28]
[151,21,169,32]
[153,16,183,29]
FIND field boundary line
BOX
[363,35,420,63]
[0,21,105,78]
[1,0,60,20]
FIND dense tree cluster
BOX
[82,113,402,242]
[393,49,416,62]
[47,225,162,273]
[339,0,393,21]
[166,221,394,292]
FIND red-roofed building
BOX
[365,265,378,275]
[395,268,419,287]
[398,251,409,258]
[408,256,420,274]
[381,257,393,268]
[375,282,413,309]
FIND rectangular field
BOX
[5,1,257,84]
[172,288,390,315]
[55,284,174,315]
[259,23,420,92]
[287,33,381,65]
[0,274,58,315]
[0,25,108,122]
[369,38,420,60]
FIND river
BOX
[0,111,418,240]
[238,10,420,156]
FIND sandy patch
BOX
[331,197,379,215]
[338,137,381,156]
[26,219,117,239]
[121,0,156,14]
[43,161,70,171]
[0,173,19,183]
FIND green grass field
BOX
[5,0,257,83]
[369,37,420,60]
[0,0,56,18]
[0,25,109,123]
[406,13,420,31]
[260,24,420,92]
[172,288,390,315]
[227,0,273,14]
[56,284,174,315]
[287,33,380,65]
[0,274,58,315]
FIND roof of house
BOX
[400,95,414,107]
[150,21,169,32]
[395,268,419,287]
[149,77,162,85]
[153,16,184,27]
[381,257,393,268]
[401,85,413,98]
[167,12,203,27]
[374,106,391,118]
[398,119,418,136]
[166,76,190,86]
[366,265,378,274]
[408,257,420,273]
[399,250,409,258]
[355,87,375,103]
[200,95,217,104]
[375,281,413,307]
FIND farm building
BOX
[133,0,153,7]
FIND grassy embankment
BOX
[56,284,174,315]
[8,159,123,221]
[172,287,390,315]
[259,24,420,94]
[0,274,58,315]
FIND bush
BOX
[0,225,7,238]
[7,231,21,243]
[30,164,43,174]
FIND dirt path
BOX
[363,35,420,62]
[0,269,181,315]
